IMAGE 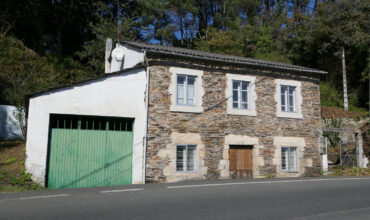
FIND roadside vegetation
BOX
[328,166,370,177]
[0,141,44,192]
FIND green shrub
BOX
[318,169,324,176]
[6,157,17,164]
[320,81,343,107]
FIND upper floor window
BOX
[281,85,296,112]
[232,80,249,109]
[170,67,204,113]
[226,74,257,116]
[177,75,196,106]
[275,80,302,119]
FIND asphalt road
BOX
[1,177,370,220]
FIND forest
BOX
[0,0,369,114]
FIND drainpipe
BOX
[142,50,150,184]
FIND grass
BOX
[328,166,370,177]
[0,140,44,193]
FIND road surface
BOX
[1,177,370,220]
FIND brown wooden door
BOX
[229,146,253,179]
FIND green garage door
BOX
[47,115,134,189]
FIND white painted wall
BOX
[25,68,147,186]
[322,154,328,172]
[109,44,144,73]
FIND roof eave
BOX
[144,49,328,75]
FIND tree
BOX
[0,35,55,136]
[76,1,144,74]
[282,0,370,109]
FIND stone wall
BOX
[145,59,322,183]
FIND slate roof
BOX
[123,41,327,75]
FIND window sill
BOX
[276,111,303,119]
[175,171,198,176]
[227,108,257,116]
[175,171,198,174]
[170,105,203,113]
[281,170,299,173]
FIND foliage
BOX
[318,169,324,176]
[320,81,343,108]
[0,35,90,136]
[194,27,245,56]
[6,157,16,164]
[0,169,43,192]
[76,1,145,74]
[323,117,343,149]
[264,174,273,179]
[0,141,45,192]
[329,167,370,177]
[0,0,369,116]
[283,0,369,109]
[0,35,57,136]
[194,25,290,63]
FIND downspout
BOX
[143,50,150,184]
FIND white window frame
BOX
[226,74,257,116]
[176,144,198,172]
[176,75,196,106]
[275,79,302,119]
[280,85,297,113]
[232,80,249,109]
[169,67,204,113]
[281,146,298,172]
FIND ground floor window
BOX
[281,147,298,172]
[176,145,197,172]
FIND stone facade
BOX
[145,58,322,183]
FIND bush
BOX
[320,81,343,107]
[6,157,17,164]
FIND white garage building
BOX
[26,64,148,188]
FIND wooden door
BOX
[229,145,253,179]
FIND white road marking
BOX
[19,194,69,200]
[167,177,370,189]
[100,188,144,193]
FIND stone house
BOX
[25,41,327,188]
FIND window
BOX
[226,74,256,116]
[275,80,302,119]
[281,85,296,112]
[281,147,298,172]
[177,75,196,106]
[232,80,249,109]
[170,67,204,113]
[176,145,197,172]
